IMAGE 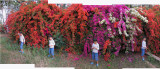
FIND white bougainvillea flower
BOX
[113,32,116,35]
[112,17,116,23]
[124,30,129,37]
[132,41,135,44]
[126,24,129,28]
[125,9,129,14]
[145,20,148,23]
[131,18,137,22]
[130,8,148,23]
[111,35,114,38]
[126,19,130,23]
[135,25,142,32]
[109,17,116,23]
[118,28,122,35]
[109,13,112,17]
[99,19,105,24]
[109,17,112,21]
[108,28,112,31]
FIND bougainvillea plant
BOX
[82,5,150,61]
[135,5,160,55]
[6,1,62,49]
[60,4,88,53]
[5,2,159,61]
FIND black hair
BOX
[20,32,22,34]
[143,35,146,38]
[48,35,53,38]
[49,35,51,37]
[93,38,97,42]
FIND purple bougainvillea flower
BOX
[74,57,79,61]
[107,64,111,66]
[82,5,142,58]
[128,57,133,62]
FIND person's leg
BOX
[19,42,24,53]
[143,49,145,59]
[141,48,145,60]
[51,48,54,59]
[95,53,99,66]
[91,52,95,64]
[19,42,22,52]
[48,48,51,57]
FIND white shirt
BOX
[49,39,55,48]
[142,41,146,49]
[92,43,99,53]
[19,34,25,42]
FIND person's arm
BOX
[18,33,20,36]
[142,41,144,47]
[49,40,55,46]
[53,40,55,46]
[23,36,25,44]
[92,44,94,49]
[96,44,99,50]
[49,40,51,46]
[49,45,51,46]
[145,42,147,49]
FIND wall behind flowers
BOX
[5,1,160,61]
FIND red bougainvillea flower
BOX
[136,5,160,55]
[60,4,88,54]
[6,1,62,49]
[104,52,110,61]
[103,40,111,54]
[114,21,119,28]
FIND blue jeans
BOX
[141,48,145,56]
[20,42,23,49]
[92,52,98,61]
[49,48,54,56]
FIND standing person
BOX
[18,32,25,54]
[48,35,55,59]
[141,37,147,61]
[91,39,99,67]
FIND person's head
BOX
[19,32,22,36]
[93,39,97,44]
[49,35,53,40]
[143,37,146,41]
[49,37,53,40]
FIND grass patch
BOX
[0,34,154,69]
[0,52,10,64]
[0,36,49,57]
[1,37,19,51]
[147,56,160,68]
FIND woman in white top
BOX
[48,35,55,59]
